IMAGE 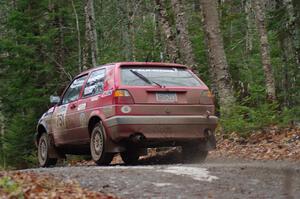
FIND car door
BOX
[51,75,87,145]
[73,68,107,143]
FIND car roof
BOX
[75,62,187,78]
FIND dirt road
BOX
[24,158,300,199]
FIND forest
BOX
[0,0,299,168]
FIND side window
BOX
[61,75,87,105]
[83,69,106,97]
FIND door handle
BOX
[70,104,77,109]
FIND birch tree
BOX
[83,0,98,69]
[155,0,179,62]
[71,0,82,72]
[292,0,300,65]
[171,0,197,68]
[199,0,236,112]
[252,0,276,101]
[276,0,295,106]
[245,0,254,54]
[126,0,137,61]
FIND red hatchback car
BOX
[36,62,218,167]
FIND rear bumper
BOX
[104,115,218,142]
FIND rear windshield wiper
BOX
[130,70,162,88]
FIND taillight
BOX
[113,89,134,104]
[200,90,214,104]
[207,90,213,98]
[201,90,213,97]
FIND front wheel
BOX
[38,133,57,167]
[90,123,114,166]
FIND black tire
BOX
[181,145,208,163]
[38,133,58,167]
[90,123,114,166]
[120,150,140,165]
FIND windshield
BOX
[129,69,162,87]
[121,66,203,87]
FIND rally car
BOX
[36,62,218,167]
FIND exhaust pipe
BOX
[130,134,145,143]
[204,128,213,137]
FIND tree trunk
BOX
[154,9,163,61]
[292,0,300,65]
[71,0,82,72]
[278,29,292,107]
[199,0,236,112]
[83,0,98,68]
[82,2,90,69]
[291,0,300,106]
[245,0,254,54]
[120,0,130,60]
[0,99,5,167]
[126,0,136,61]
[89,0,98,67]
[155,0,179,62]
[276,0,295,107]
[171,0,197,68]
[252,0,276,101]
[51,3,68,79]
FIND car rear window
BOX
[121,66,203,87]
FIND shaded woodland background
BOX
[0,0,299,168]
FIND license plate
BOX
[156,92,177,102]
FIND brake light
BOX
[113,89,134,104]
[114,90,131,97]
[201,90,213,98]
[200,90,215,104]
[208,90,216,104]
[207,90,213,98]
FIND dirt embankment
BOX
[210,126,300,161]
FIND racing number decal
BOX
[57,114,65,127]
[56,105,68,128]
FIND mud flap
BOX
[105,137,126,153]
[198,134,217,151]
[100,122,126,153]
[47,134,65,159]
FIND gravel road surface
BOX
[24,158,300,199]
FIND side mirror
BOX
[50,95,60,105]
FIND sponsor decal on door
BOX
[77,103,86,111]
[56,105,68,128]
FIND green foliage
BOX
[220,102,299,136]
[221,103,278,136]
[1,114,37,169]
[0,0,77,168]
[279,106,300,126]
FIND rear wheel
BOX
[90,123,114,166]
[38,133,57,167]
[182,145,208,163]
[121,150,140,165]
